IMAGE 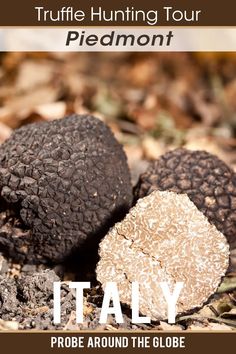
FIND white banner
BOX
[0,28,236,51]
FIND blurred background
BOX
[0,52,236,185]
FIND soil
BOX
[0,262,155,330]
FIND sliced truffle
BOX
[96,190,229,321]
[135,148,236,252]
[0,114,133,263]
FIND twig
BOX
[176,314,236,327]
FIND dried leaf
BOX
[158,321,183,331]
[34,102,67,121]
[0,319,19,331]
[15,60,56,92]
[207,322,233,330]
[0,122,12,143]
[2,86,61,126]
[217,277,236,293]
[142,136,166,160]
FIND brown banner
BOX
[0,332,235,354]
[0,0,236,26]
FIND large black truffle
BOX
[0,114,132,263]
[135,148,236,251]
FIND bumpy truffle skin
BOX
[0,114,133,263]
[135,148,236,251]
[97,191,229,321]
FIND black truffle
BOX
[0,114,132,263]
[135,148,236,251]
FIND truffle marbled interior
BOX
[96,190,229,321]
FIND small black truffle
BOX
[0,114,133,263]
[135,148,236,251]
